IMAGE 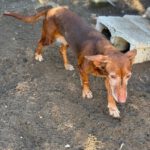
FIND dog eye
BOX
[99,66,105,70]
[126,74,131,79]
[110,75,116,79]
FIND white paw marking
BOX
[65,64,74,71]
[35,54,43,62]
[109,107,120,118]
[82,90,93,99]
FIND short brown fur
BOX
[4,6,137,118]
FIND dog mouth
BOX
[114,97,126,103]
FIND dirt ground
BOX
[0,0,150,150]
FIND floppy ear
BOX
[125,49,137,61]
[85,55,109,67]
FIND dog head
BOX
[85,49,137,103]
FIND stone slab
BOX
[124,15,150,36]
[96,16,150,49]
[96,15,150,63]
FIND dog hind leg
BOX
[35,19,55,61]
[35,38,45,62]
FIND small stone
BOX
[39,115,43,119]
[65,144,70,148]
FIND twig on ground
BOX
[119,143,125,150]
[107,0,116,7]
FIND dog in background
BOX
[4,6,137,118]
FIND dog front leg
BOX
[105,78,120,118]
[59,44,74,71]
[79,67,93,99]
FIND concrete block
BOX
[142,7,150,19]
[91,0,118,2]
[90,0,118,6]
[124,15,150,36]
[96,15,150,63]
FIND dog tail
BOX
[3,10,48,24]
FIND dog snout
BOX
[112,86,127,103]
[117,88,127,103]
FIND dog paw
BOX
[65,64,74,71]
[82,90,93,99]
[109,107,120,118]
[35,54,43,62]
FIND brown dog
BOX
[4,6,137,118]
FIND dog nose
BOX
[118,95,127,103]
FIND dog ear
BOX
[85,55,109,67]
[125,49,137,61]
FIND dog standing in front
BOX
[4,6,137,118]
